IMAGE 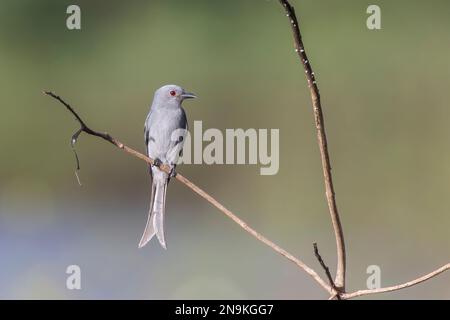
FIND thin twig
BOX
[342,263,450,299]
[43,90,332,294]
[278,0,346,290]
[313,243,340,299]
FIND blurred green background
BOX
[0,0,449,299]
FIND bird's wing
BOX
[144,110,152,177]
[170,108,188,155]
[144,109,152,153]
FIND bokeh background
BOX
[0,0,449,299]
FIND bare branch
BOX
[43,90,332,294]
[342,263,450,299]
[278,0,346,289]
[43,1,450,300]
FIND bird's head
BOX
[153,84,196,108]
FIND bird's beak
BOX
[181,92,197,100]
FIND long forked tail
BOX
[138,179,168,249]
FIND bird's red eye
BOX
[170,90,176,96]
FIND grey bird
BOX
[139,84,196,249]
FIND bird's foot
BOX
[169,167,177,178]
[152,158,162,168]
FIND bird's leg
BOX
[152,158,162,168]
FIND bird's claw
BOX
[152,158,162,168]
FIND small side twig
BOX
[313,243,340,299]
